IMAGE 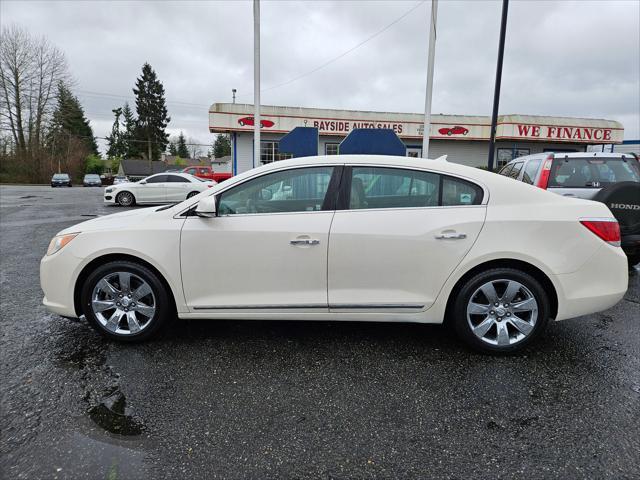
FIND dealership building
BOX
[208,103,624,175]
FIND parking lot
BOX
[1,184,639,479]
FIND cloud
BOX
[1,0,638,154]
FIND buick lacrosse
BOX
[41,155,628,353]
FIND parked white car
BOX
[41,155,628,353]
[104,172,215,206]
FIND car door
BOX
[137,174,167,202]
[328,166,486,311]
[180,165,341,310]
[165,174,191,201]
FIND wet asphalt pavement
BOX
[0,184,639,480]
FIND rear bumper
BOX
[554,243,628,321]
[621,234,640,257]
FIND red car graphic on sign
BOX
[238,117,275,128]
[438,126,469,136]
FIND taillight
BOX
[580,219,621,247]
[536,155,553,189]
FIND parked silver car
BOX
[498,151,640,265]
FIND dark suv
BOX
[498,152,640,266]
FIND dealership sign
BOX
[498,123,619,143]
[209,107,624,144]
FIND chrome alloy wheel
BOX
[466,279,538,347]
[117,192,133,206]
[91,272,156,335]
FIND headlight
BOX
[105,188,114,193]
[46,233,78,256]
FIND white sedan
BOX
[104,172,215,206]
[41,155,628,353]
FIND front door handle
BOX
[290,239,320,246]
[435,232,467,240]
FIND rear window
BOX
[53,174,69,179]
[548,157,640,188]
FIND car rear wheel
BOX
[186,191,199,199]
[116,191,135,207]
[453,268,550,354]
[81,261,171,342]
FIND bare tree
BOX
[0,24,69,157]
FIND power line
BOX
[74,1,426,106]
[0,126,213,147]
[239,0,427,97]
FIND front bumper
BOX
[40,248,80,318]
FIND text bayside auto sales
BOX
[311,120,404,134]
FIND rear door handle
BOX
[290,239,320,246]
[435,232,467,240]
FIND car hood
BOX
[58,206,160,235]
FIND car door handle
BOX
[435,232,467,240]
[290,239,320,246]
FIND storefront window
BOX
[496,148,530,168]
[325,143,340,155]
[260,141,292,164]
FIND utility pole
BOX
[253,0,261,167]
[487,0,509,171]
[421,0,438,159]
[232,88,237,104]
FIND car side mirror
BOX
[140,180,147,184]
[195,196,217,218]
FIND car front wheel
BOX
[453,268,550,354]
[116,191,135,207]
[81,261,171,342]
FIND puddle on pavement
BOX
[88,389,145,436]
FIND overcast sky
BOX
[2,0,639,153]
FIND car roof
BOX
[505,151,636,165]
[149,172,194,180]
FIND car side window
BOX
[498,164,513,177]
[441,176,483,206]
[522,159,541,184]
[186,168,196,174]
[349,167,439,209]
[167,175,190,183]
[145,175,167,184]
[509,162,524,179]
[218,167,335,215]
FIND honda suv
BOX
[498,152,640,266]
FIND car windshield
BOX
[85,174,100,180]
[53,174,69,179]
[548,157,640,188]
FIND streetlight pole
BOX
[421,0,438,159]
[487,0,509,171]
[253,0,261,168]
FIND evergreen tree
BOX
[121,102,139,158]
[48,82,98,156]
[211,134,231,158]
[132,63,170,161]
[168,141,178,156]
[176,131,189,158]
[106,107,125,158]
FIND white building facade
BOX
[208,103,624,174]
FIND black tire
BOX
[81,260,171,342]
[186,191,199,199]
[452,268,550,354]
[116,191,135,207]
[628,254,640,267]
